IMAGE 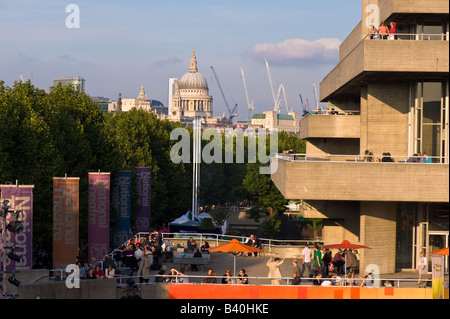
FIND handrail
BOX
[276,153,448,164]
[364,32,449,41]
[159,232,318,253]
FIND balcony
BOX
[271,154,449,203]
[299,113,360,139]
[320,36,449,100]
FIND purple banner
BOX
[135,167,151,233]
[1,185,34,271]
[88,173,110,260]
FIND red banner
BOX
[88,173,110,260]
[53,177,79,269]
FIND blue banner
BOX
[111,171,131,248]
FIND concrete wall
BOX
[305,138,360,157]
[379,0,449,21]
[321,40,449,101]
[359,201,397,274]
[360,82,410,156]
[272,159,449,202]
[300,115,361,139]
[18,278,118,299]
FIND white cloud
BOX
[249,38,341,66]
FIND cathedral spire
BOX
[189,48,198,73]
[137,83,147,100]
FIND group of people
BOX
[407,152,433,163]
[363,149,434,163]
[363,150,394,162]
[369,21,397,40]
[288,244,361,285]
[74,255,116,280]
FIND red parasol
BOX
[208,239,263,276]
[430,247,449,256]
[323,240,372,279]
[323,240,372,250]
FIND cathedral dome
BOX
[177,49,209,91]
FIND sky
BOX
[0,0,362,121]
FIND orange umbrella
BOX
[208,239,263,276]
[430,247,449,256]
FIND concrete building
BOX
[250,111,300,134]
[272,0,449,274]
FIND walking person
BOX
[267,257,285,285]
[417,251,429,284]
[301,244,312,278]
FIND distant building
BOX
[108,84,168,116]
[168,49,229,127]
[91,96,111,112]
[249,111,300,134]
[53,76,86,93]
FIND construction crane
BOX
[265,59,281,113]
[276,84,290,112]
[210,66,238,122]
[265,59,290,113]
[240,67,255,125]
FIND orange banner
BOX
[53,177,80,269]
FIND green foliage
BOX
[0,81,307,254]
[199,217,215,230]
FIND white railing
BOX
[159,232,316,254]
[276,153,448,164]
[365,33,449,41]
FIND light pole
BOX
[1,199,23,298]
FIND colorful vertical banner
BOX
[88,172,110,260]
[135,167,151,233]
[432,254,445,299]
[111,171,131,248]
[53,177,79,269]
[0,184,34,271]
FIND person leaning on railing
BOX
[378,21,390,40]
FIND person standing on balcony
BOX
[369,25,379,39]
[378,21,390,39]
[389,22,397,40]
[423,153,433,163]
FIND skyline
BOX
[0,0,362,121]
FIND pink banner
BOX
[88,173,110,260]
[1,185,34,271]
[135,167,151,233]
